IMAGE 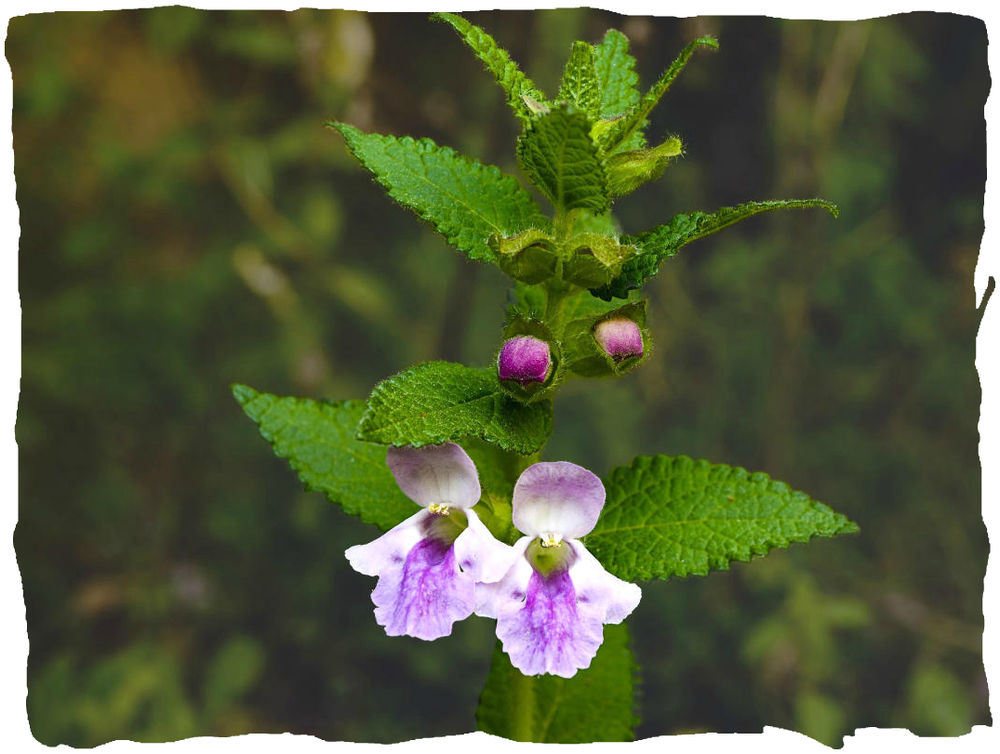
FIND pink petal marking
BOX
[496,566,605,678]
[372,536,475,641]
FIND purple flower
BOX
[475,462,642,677]
[498,336,552,384]
[346,443,513,641]
[594,317,643,362]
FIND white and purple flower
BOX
[345,442,512,641]
[476,462,642,678]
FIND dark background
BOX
[11,9,989,746]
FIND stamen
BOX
[539,533,562,548]
[428,503,450,516]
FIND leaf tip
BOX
[231,383,258,406]
[695,34,720,50]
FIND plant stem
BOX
[511,667,536,741]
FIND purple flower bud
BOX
[498,336,552,384]
[594,318,643,362]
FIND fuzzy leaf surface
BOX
[601,35,718,154]
[476,623,636,742]
[517,107,609,213]
[586,455,859,581]
[358,361,552,454]
[593,29,641,118]
[232,385,414,532]
[431,12,546,125]
[593,198,840,299]
[558,41,601,118]
[331,123,548,264]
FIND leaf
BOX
[517,106,609,214]
[593,198,840,299]
[330,122,549,265]
[593,29,640,119]
[586,455,859,581]
[357,361,552,454]
[558,41,600,118]
[431,12,546,126]
[232,384,414,531]
[476,623,637,742]
[600,35,718,154]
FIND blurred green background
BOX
[11,9,988,747]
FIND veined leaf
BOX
[587,455,859,581]
[431,12,547,126]
[232,385,414,532]
[593,198,840,299]
[357,361,552,454]
[476,623,637,742]
[593,29,640,119]
[517,106,609,214]
[600,35,718,154]
[330,122,549,265]
[558,41,601,119]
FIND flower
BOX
[594,317,643,362]
[498,336,552,384]
[345,443,513,641]
[475,462,641,678]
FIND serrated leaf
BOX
[558,41,601,119]
[586,455,858,581]
[232,384,414,531]
[601,35,718,154]
[517,106,609,214]
[357,361,552,454]
[476,623,636,742]
[593,29,640,119]
[593,198,840,299]
[431,12,546,126]
[330,122,549,265]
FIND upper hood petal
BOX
[512,461,605,539]
[387,442,481,509]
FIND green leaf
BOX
[431,12,546,126]
[605,137,683,197]
[517,106,609,214]
[476,623,637,742]
[558,41,601,119]
[586,455,858,581]
[329,122,549,265]
[232,384,415,531]
[593,29,640,118]
[593,198,840,299]
[357,361,552,454]
[600,35,718,154]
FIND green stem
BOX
[511,667,537,741]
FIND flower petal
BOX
[474,536,533,619]
[386,442,481,509]
[568,540,642,624]
[345,509,426,577]
[371,536,475,641]
[512,461,605,539]
[453,508,516,584]
[496,567,605,678]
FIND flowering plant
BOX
[233,13,857,742]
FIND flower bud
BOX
[594,318,643,362]
[498,336,552,384]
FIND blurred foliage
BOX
[11,9,988,748]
